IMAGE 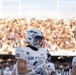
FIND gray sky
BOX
[0,0,76,19]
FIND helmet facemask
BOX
[33,36,44,48]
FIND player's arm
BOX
[17,59,31,74]
[15,47,37,75]
[18,59,48,75]
[15,47,32,74]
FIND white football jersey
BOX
[15,46,48,75]
[72,57,76,66]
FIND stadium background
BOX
[0,0,76,64]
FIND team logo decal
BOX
[26,51,30,55]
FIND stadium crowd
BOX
[0,18,76,52]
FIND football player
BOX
[15,29,50,75]
[71,56,76,75]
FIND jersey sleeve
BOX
[15,47,25,60]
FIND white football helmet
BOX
[26,29,44,48]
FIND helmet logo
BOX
[29,30,38,34]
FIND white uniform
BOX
[72,57,76,66]
[46,62,55,74]
[12,63,18,75]
[15,46,48,75]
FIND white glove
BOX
[34,67,43,74]
[34,64,46,74]
[33,58,47,74]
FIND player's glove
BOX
[34,66,43,74]
[34,65,46,74]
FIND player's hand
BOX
[34,65,45,74]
